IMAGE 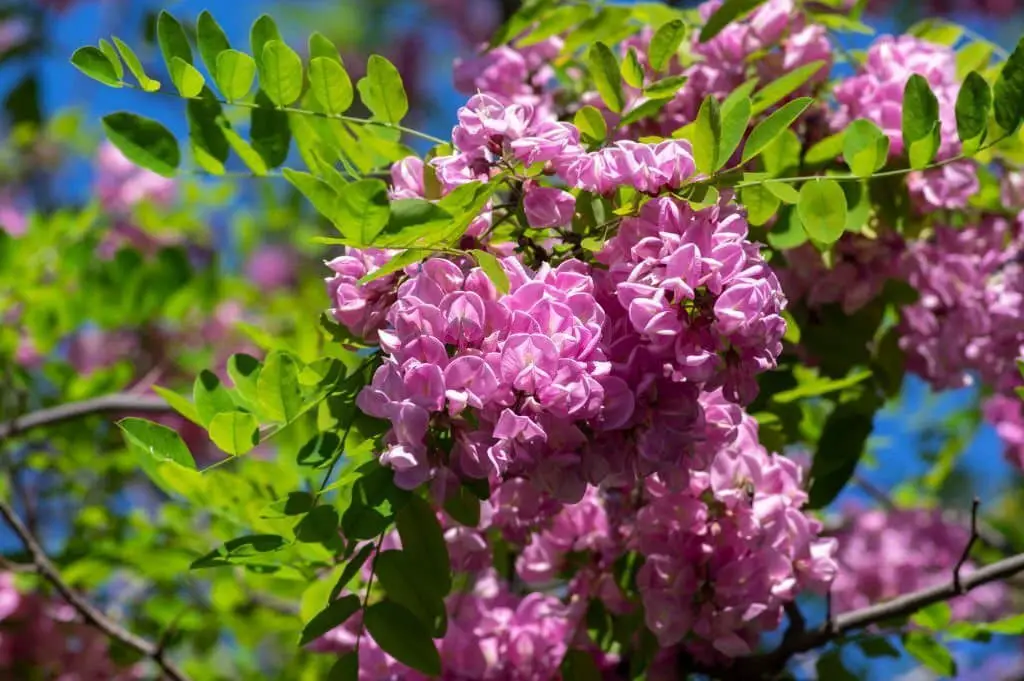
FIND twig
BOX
[715,550,1024,680]
[0,394,172,440]
[953,497,981,594]
[0,498,191,681]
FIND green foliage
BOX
[902,74,941,167]
[102,112,180,177]
[797,178,847,244]
[843,119,890,177]
[693,95,722,174]
[700,0,767,42]
[587,42,626,114]
[648,19,686,72]
[742,98,812,163]
[363,600,442,676]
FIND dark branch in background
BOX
[0,394,171,440]
[0,498,192,681]
[953,497,981,593]
[714,549,1024,679]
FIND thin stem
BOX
[0,394,172,440]
[120,83,448,146]
[0,498,191,681]
[354,535,385,655]
[953,497,981,593]
[731,134,1011,190]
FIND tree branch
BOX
[719,551,1024,679]
[0,394,172,440]
[0,498,191,681]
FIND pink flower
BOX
[523,184,575,229]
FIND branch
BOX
[720,551,1024,679]
[0,498,191,681]
[0,394,172,440]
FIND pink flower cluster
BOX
[983,393,1024,469]
[596,196,787,404]
[453,38,562,115]
[833,35,978,212]
[899,217,1024,392]
[832,508,1006,620]
[634,410,836,662]
[312,567,580,681]
[0,574,141,679]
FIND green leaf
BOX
[471,249,510,294]
[98,39,124,80]
[956,41,994,81]
[763,180,800,204]
[994,36,1024,132]
[907,123,940,168]
[912,602,951,630]
[621,48,644,89]
[101,112,180,178]
[296,432,341,468]
[118,418,196,469]
[561,649,603,681]
[856,637,901,658]
[643,75,688,100]
[187,90,229,174]
[903,632,956,677]
[157,11,192,69]
[518,4,593,47]
[740,183,779,226]
[749,61,827,115]
[197,10,231,79]
[956,71,991,142]
[815,651,858,681]
[574,105,608,143]
[587,42,625,114]
[330,543,376,603]
[193,369,236,426]
[693,95,721,175]
[807,400,875,508]
[309,57,354,116]
[766,205,807,250]
[357,55,408,124]
[742,97,812,163]
[843,118,890,177]
[112,37,160,91]
[191,534,287,569]
[771,370,875,405]
[358,248,432,284]
[71,46,121,87]
[300,595,361,646]
[805,130,846,165]
[262,492,315,519]
[762,128,801,177]
[619,98,670,127]
[260,40,304,107]
[284,168,339,223]
[902,73,940,148]
[985,613,1024,635]
[335,179,391,244]
[250,14,282,73]
[215,50,255,101]
[395,496,451,596]
[309,32,342,64]
[648,19,685,72]
[717,95,751,170]
[363,601,442,677]
[169,56,205,98]
[375,550,447,637]
[208,411,260,456]
[227,353,261,410]
[329,653,358,681]
[258,351,303,423]
[700,0,766,43]
[251,90,291,168]
[443,483,481,527]
[909,18,962,46]
[810,12,873,35]
[296,505,341,544]
[150,385,201,426]
[798,179,847,244]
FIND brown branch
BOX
[0,498,191,681]
[0,394,172,440]
[717,551,1024,680]
[953,497,981,594]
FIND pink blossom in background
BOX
[94,142,176,215]
[0,192,27,237]
[984,393,1024,470]
[245,245,299,291]
[832,508,1007,620]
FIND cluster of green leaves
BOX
[72,10,415,180]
